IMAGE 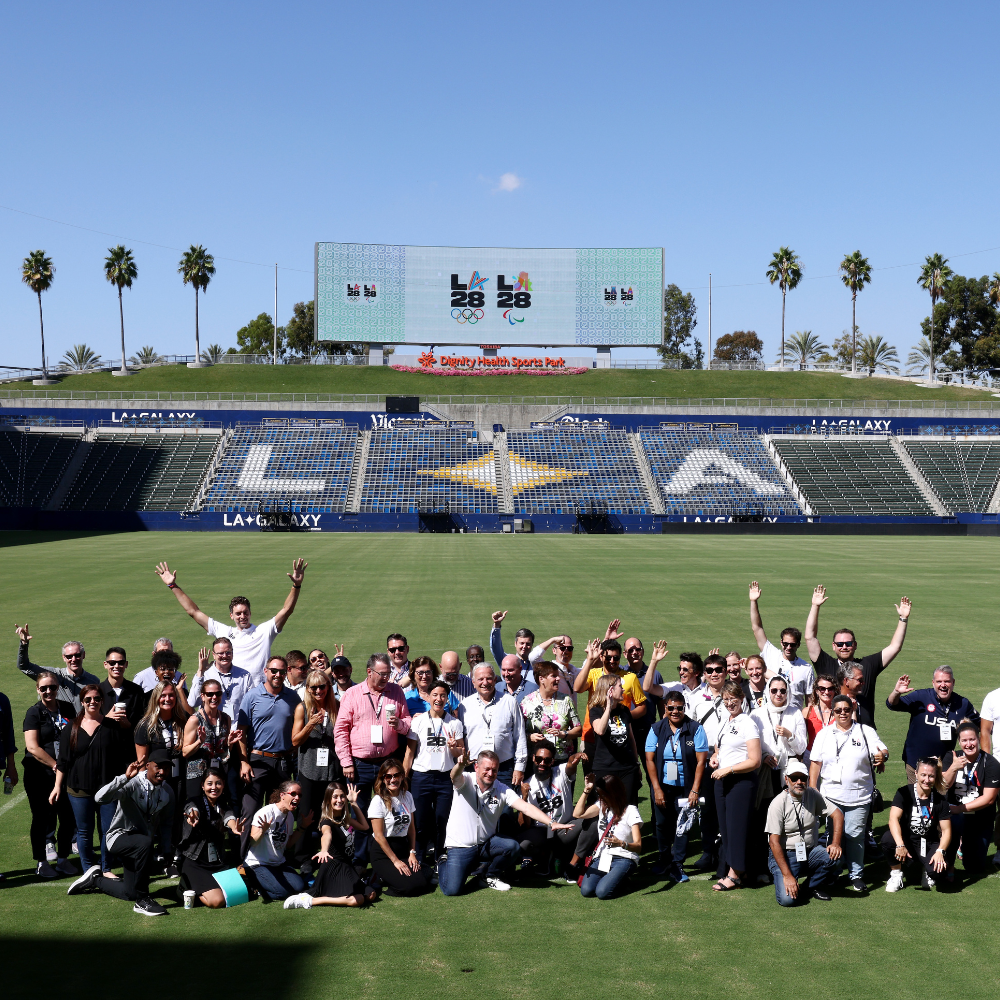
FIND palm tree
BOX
[200,343,224,364]
[129,345,163,367]
[857,334,900,376]
[838,251,872,373]
[21,251,55,378]
[104,245,138,375]
[781,330,828,369]
[988,272,1000,310]
[766,247,803,370]
[906,337,930,375]
[178,245,216,365]
[58,344,103,373]
[917,253,952,384]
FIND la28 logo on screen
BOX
[451,273,532,310]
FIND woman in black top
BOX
[178,768,243,907]
[52,683,122,874]
[283,779,378,910]
[134,681,189,795]
[22,671,76,878]
[182,678,238,801]
[941,721,1000,877]
[588,674,641,804]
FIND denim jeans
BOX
[767,846,840,906]
[68,793,98,873]
[251,863,305,901]
[438,836,521,896]
[836,801,870,881]
[99,800,118,872]
[351,757,385,865]
[579,856,635,899]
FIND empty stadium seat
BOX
[901,439,1000,513]
[0,428,83,508]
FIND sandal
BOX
[712,875,742,891]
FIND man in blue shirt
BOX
[643,690,709,883]
[887,666,979,784]
[489,610,534,675]
[236,655,300,854]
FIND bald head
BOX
[440,650,461,682]
[500,654,524,689]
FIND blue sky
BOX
[3,2,1000,368]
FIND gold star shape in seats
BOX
[429,451,588,496]
[430,453,499,493]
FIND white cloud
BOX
[496,172,523,192]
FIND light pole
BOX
[273,263,278,366]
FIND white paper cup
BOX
[385,704,397,723]
[114,701,126,713]
[183,890,196,909]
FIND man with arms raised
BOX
[748,582,814,711]
[527,635,579,696]
[439,749,574,894]
[489,610,534,676]
[16,626,99,712]
[805,585,911,728]
[154,558,307,685]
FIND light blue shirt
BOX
[644,724,709,786]
[237,685,299,754]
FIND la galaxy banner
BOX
[315,243,664,346]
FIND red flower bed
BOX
[390,365,590,377]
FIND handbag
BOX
[577,812,621,887]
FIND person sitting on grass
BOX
[67,749,175,917]
[244,780,312,902]
[882,758,952,893]
[284,780,379,910]
[367,760,432,896]
[572,772,643,899]
[178,768,243,908]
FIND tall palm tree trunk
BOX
[118,286,126,371]
[194,286,200,361]
[851,292,857,373]
[37,291,47,376]
[781,290,786,371]
[929,294,935,384]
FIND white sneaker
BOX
[36,860,58,880]
[45,841,58,863]
[283,892,313,909]
[479,876,511,892]
[921,871,936,890]
[885,869,905,893]
[55,858,77,876]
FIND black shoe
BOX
[163,863,179,879]
[133,895,167,916]
[811,889,832,901]
[691,854,717,871]
[67,865,102,896]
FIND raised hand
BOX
[334,643,345,658]
[708,647,720,657]
[346,783,359,804]
[125,760,142,780]
[15,623,31,643]
[584,638,601,661]
[233,816,246,835]
[895,597,912,619]
[227,728,243,746]
[288,558,308,586]
[749,581,761,602]
[198,647,210,673]
[185,806,200,828]
[894,675,913,696]
[492,610,508,626]
[812,585,828,607]
[605,619,623,642]
[155,561,176,587]
[650,639,668,665]
[567,752,588,768]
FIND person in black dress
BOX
[178,768,243,907]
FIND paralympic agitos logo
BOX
[451,272,532,324]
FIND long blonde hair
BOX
[588,673,621,714]
[302,669,336,722]
[139,680,189,744]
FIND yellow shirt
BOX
[581,667,646,740]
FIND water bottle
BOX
[3,774,12,795]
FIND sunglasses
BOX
[204,691,222,699]
[832,640,854,648]
[665,704,685,712]
[105,660,126,666]
[308,684,329,691]
[266,669,287,676]
[780,641,799,648]
[38,685,59,693]
[533,756,553,764]
[704,667,725,675]
[385,773,403,781]
[788,775,807,783]
[816,685,835,693]
[770,688,787,695]
[388,646,407,654]
[82,696,102,704]
[832,707,853,715]
[309,654,327,661]
[64,652,83,659]
[558,645,574,652]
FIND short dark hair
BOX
[833,628,856,643]
[665,690,686,706]
[212,636,233,652]
[832,694,854,711]
[466,644,485,660]
[704,653,727,670]
[679,652,704,674]
[105,646,127,660]
[532,739,557,757]
[151,649,181,673]
[601,639,622,654]
[780,627,802,644]
[266,655,288,671]
[957,720,979,738]
[229,596,251,614]
[387,633,408,648]
[514,627,535,643]
[285,649,307,669]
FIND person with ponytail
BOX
[244,780,312,901]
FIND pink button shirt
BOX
[334,679,411,767]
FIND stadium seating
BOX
[0,428,83,508]
[506,426,651,514]
[360,426,497,513]
[900,439,1000,512]
[771,436,934,516]
[639,426,800,516]
[201,422,359,513]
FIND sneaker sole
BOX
[133,906,167,916]
[67,866,101,895]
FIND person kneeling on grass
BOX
[244,780,312,902]
[438,749,574,895]
[941,721,999,879]
[66,750,175,917]
[284,780,379,910]
[572,772,642,899]
[882,758,952,893]
[764,760,843,906]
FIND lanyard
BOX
[428,716,444,742]
[366,691,384,720]
[915,790,931,821]
[790,797,805,840]
[834,725,855,759]
[963,753,982,787]
[668,728,683,761]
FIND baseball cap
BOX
[785,759,809,779]
[331,655,352,671]
[147,749,172,766]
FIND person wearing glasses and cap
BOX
[808,694,888,893]
[764,759,843,905]
[804,585,911,728]
[15,625,100,712]
[748,582,815,711]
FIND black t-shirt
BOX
[891,784,949,842]
[320,817,355,864]
[813,650,884,727]
[591,707,637,774]
[22,700,74,770]
[942,751,1000,809]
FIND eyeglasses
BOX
[770,688,787,696]
[214,650,233,657]
[204,691,222,699]
[832,707,853,715]
[82,696,102,704]
[105,659,126,666]
[832,640,854,648]
[678,666,692,674]
[308,684,329,691]
[704,667,725,675]
[371,671,390,681]
[38,685,59,693]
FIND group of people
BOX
[1,563,997,916]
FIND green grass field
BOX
[4,364,996,401]
[1,530,997,999]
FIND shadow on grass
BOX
[1,937,314,1000]
[0,529,130,548]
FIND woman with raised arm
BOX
[178,768,244,907]
[182,673,240,801]
[245,780,311,901]
[589,674,641,804]
[572,772,642,899]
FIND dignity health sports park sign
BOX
[314,243,664,347]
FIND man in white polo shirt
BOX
[154,558,307,685]
[438,749,573,894]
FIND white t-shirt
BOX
[594,804,643,863]
[409,713,464,772]
[368,792,415,839]
[444,774,520,849]
[694,694,728,749]
[206,615,280,686]
[684,683,716,718]
[761,641,815,711]
[245,804,293,867]
[810,722,887,806]
[525,764,574,826]
[980,687,1000,726]
[717,713,762,770]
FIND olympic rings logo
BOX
[451,308,485,324]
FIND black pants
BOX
[698,765,720,862]
[240,756,290,856]
[99,833,154,900]
[291,775,330,865]
[24,766,75,862]
[369,835,432,895]
[880,829,942,881]
[519,818,583,870]
[715,772,756,874]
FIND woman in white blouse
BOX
[710,680,761,891]
[752,676,808,794]
[368,760,432,896]
[572,772,643,899]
